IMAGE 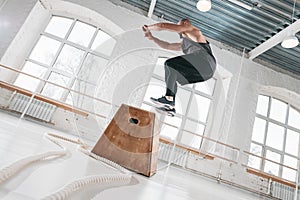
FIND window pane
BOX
[188,94,211,123]
[143,77,165,104]
[288,106,300,130]
[252,117,266,143]
[184,119,205,136]
[29,36,61,65]
[43,72,70,100]
[72,79,96,97]
[282,155,298,182]
[283,155,297,169]
[47,72,70,87]
[67,93,94,112]
[248,143,262,169]
[250,143,262,156]
[91,30,116,56]
[69,92,110,117]
[53,44,85,75]
[266,122,285,150]
[163,116,182,128]
[14,74,40,92]
[180,132,202,149]
[248,155,261,169]
[269,98,287,123]
[14,62,47,92]
[176,88,191,115]
[153,57,166,77]
[68,21,96,47]
[285,129,299,156]
[194,78,216,96]
[78,53,108,84]
[160,124,178,141]
[264,150,280,176]
[256,95,269,116]
[22,61,47,77]
[41,84,66,100]
[45,16,73,38]
[282,167,296,182]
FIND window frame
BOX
[14,15,115,102]
[249,94,300,182]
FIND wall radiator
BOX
[158,142,188,167]
[272,181,299,200]
[8,93,56,122]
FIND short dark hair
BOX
[180,18,191,24]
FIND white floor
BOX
[0,111,270,200]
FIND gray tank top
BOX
[181,37,215,61]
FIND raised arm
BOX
[143,21,205,43]
[152,38,182,51]
[144,23,192,33]
[143,26,182,51]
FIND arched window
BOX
[248,94,300,182]
[13,16,116,107]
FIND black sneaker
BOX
[150,96,175,108]
[155,106,176,117]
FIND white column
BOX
[148,0,157,18]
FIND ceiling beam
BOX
[248,19,300,60]
[227,0,253,10]
[148,0,157,18]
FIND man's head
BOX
[178,18,191,26]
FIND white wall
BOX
[0,1,50,82]
[0,0,37,58]
[0,0,300,198]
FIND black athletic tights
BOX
[164,53,214,98]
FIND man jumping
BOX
[143,19,216,115]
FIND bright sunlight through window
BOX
[14,16,115,111]
[248,94,300,182]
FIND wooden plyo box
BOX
[92,104,159,177]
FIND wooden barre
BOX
[0,81,88,117]
[244,151,298,171]
[246,167,300,189]
[159,137,215,160]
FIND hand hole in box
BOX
[129,118,139,125]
